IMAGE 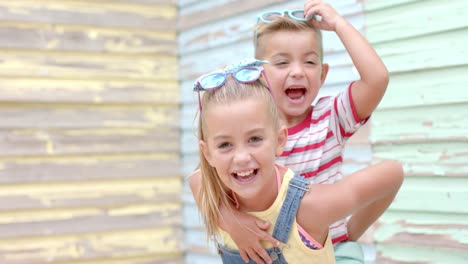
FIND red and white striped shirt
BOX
[276,83,368,244]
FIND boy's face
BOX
[200,98,286,206]
[259,29,328,126]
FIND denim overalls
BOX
[218,174,310,264]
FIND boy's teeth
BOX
[237,170,254,177]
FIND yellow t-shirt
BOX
[219,168,335,263]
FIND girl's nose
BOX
[233,147,251,164]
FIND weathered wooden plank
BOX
[0,105,178,129]
[379,211,468,230]
[371,104,468,143]
[377,27,468,73]
[0,78,179,104]
[389,176,468,214]
[0,227,183,264]
[0,177,180,210]
[375,244,468,263]
[366,0,468,43]
[0,23,176,55]
[374,211,468,252]
[374,141,467,174]
[379,66,468,109]
[373,142,468,177]
[0,128,179,156]
[0,203,181,238]
[0,51,177,80]
[0,157,179,184]
[0,1,177,30]
[364,0,421,11]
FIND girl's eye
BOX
[218,142,231,149]
[306,60,316,65]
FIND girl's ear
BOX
[276,126,288,156]
[199,140,213,166]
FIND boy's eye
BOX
[249,136,263,143]
[306,60,316,65]
[274,61,288,66]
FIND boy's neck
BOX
[281,106,313,129]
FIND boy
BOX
[190,1,391,263]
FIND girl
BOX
[192,60,403,263]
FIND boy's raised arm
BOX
[189,169,279,264]
[304,0,389,120]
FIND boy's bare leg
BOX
[346,162,403,240]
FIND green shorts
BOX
[334,241,365,264]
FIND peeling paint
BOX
[367,0,468,262]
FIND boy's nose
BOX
[290,64,305,78]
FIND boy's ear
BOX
[276,126,288,156]
[320,63,329,85]
[199,140,213,166]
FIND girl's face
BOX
[200,98,286,210]
[259,30,328,127]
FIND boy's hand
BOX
[224,209,280,264]
[304,0,345,32]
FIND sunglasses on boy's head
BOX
[257,9,313,24]
[193,65,272,111]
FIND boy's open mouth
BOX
[286,87,306,100]
[232,169,258,183]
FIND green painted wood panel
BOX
[365,0,468,262]
[371,104,468,143]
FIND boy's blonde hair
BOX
[197,76,280,242]
[254,16,323,62]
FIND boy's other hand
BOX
[228,211,280,264]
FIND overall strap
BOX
[271,174,311,243]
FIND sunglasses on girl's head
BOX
[193,66,264,92]
[257,9,312,24]
[193,66,273,111]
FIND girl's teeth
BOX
[237,170,254,177]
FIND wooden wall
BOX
[364,0,468,263]
[178,1,370,263]
[0,1,182,263]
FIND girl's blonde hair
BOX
[254,16,323,62]
[197,75,280,242]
